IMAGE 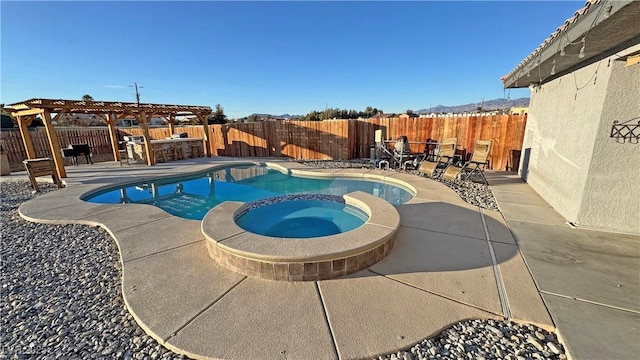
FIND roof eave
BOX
[502,0,640,89]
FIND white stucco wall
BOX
[578,59,640,234]
[520,58,613,223]
[520,47,640,234]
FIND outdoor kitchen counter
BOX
[149,137,204,145]
[128,138,204,162]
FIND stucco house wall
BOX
[520,47,640,234]
[520,59,612,223]
[578,58,640,233]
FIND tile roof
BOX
[501,0,601,81]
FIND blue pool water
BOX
[84,164,413,220]
[236,199,368,238]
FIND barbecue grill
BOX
[62,144,92,166]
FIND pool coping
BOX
[16,158,555,360]
[202,191,400,281]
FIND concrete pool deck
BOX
[7,157,639,359]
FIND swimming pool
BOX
[83,163,414,220]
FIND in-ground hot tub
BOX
[202,191,400,281]
[235,195,369,238]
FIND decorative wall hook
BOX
[610,117,640,144]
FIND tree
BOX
[300,106,383,121]
[363,106,382,118]
[28,115,45,127]
[406,109,413,115]
[364,106,374,118]
[82,94,94,101]
[1,107,14,128]
[305,111,321,121]
[208,104,228,124]
[247,114,261,122]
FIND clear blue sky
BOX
[1,1,583,117]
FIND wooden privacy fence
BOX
[117,121,354,160]
[1,115,527,171]
[354,115,528,170]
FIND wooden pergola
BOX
[5,98,212,178]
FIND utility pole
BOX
[129,82,143,104]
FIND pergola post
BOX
[103,113,121,161]
[16,115,37,159]
[41,110,67,178]
[199,114,211,157]
[168,114,175,137]
[138,111,154,165]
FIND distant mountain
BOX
[247,113,302,120]
[415,97,529,114]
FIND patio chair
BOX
[442,139,492,184]
[118,149,130,166]
[403,138,440,170]
[418,137,457,177]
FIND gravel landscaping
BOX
[1,179,563,360]
[377,318,566,360]
[1,181,186,360]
